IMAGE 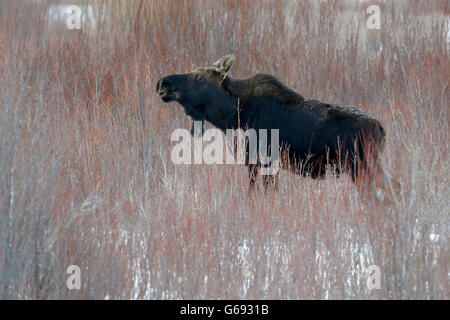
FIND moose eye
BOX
[194,73,205,83]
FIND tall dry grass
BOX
[0,0,448,299]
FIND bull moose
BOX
[156,55,400,203]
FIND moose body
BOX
[157,55,399,201]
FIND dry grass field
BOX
[0,0,448,299]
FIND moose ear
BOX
[213,54,234,74]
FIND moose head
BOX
[156,55,236,136]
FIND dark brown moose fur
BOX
[156,55,400,204]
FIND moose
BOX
[157,55,400,203]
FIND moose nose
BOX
[156,77,173,93]
[156,78,164,93]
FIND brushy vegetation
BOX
[0,0,448,299]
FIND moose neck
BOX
[222,77,254,99]
[202,85,240,132]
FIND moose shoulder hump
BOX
[223,73,305,105]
